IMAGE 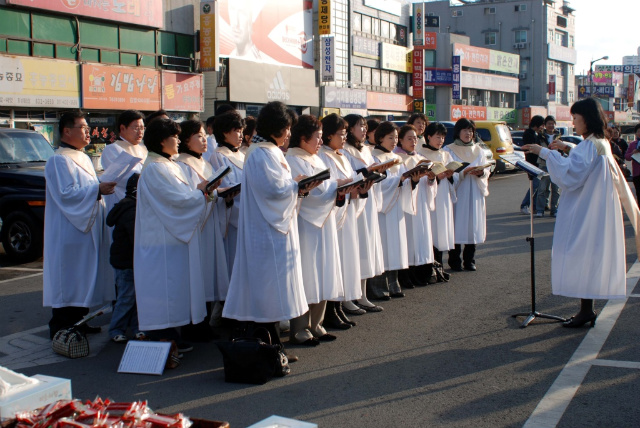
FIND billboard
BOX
[412,50,424,99]
[452,56,461,100]
[451,105,486,121]
[424,68,452,86]
[412,2,425,47]
[367,92,411,112]
[323,87,367,109]
[200,1,218,72]
[380,43,408,73]
[0,56,79,108]
[353,36,380,60]
[217,0,313,68]
[486,107,517,123]
[161,71,203,112]
[321,36,335,82]
[453,43,519,74]
[595,64,640,74]
[81,64,161,110]
[7,0,163,28]
[318,0,331,35]
[461,71,519,93]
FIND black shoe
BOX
[177,342,194,353]
[336,303,357,326]
[342,305,367,315]
[82,324,102,334]
[562,311,597,328]
[370,295,391,301]
[463,263,477,271]
[324,302,352,330]
[449,264,463,272]
[316,333,337,342]
[356,302,384,312]
[390,292,405,298]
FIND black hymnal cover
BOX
[206,166,232,192]
[218,183,241,198]
[298,168,331,190]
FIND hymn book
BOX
[337,173,366,191]
[206,166,232,192]
[402,160,433,179]
[298,168,331,190]
[218,183,241,198]
[430,161,468,175]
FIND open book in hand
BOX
[402,160,433,179]
[298,168,331,190]
[100,151,143,183]
[464,160,496,173]
[338,173,366,191]
[218,183,241,198]
[206,166,232,192]
[365,170,387,183]
[371,157,402,172]
[430,161,469,176]
[499,154,546,178]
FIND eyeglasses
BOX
[72,126,91,132]
[130,126,146,132]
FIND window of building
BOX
[569,64,574,75]
[381,70,390,87]
[568,91,574,103]
[353,66,362,84]
[353,13,362,32]
[548,29,554,43]
[372,69,381,87]
[519,89,528,102]
[515,4,527,12]
[569,35,574,48]
[362,15,372,34]
[361,67,371,85]
[484,7,496,14]
[557,16,568,28]
[485,32,497,46]
[520,59,528,72]
[452,10,463,17]
[371,18,379,36]
[556,90,564,103]
[515,30,527,43]
[380,20,390,39]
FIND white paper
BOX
[100,151,142,183]
[117,341,172,375]
[500,154,546,178]
[632,153,640,165]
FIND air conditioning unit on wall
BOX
[518,73,527,79]
[513,42,527,49]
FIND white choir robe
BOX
[319,146,364,301]
[209,146,244,275]
[222,142,309,322]
[100,139,147,213]
[286,148,344,303]
[395,150,437,266]
[542,136,629,299]
[343,144,385,279]
[444,143,489,244]
[176,153,230,302]
[43,148,114,308]
[417,145,458,252]
[134,153,209,330]
[371,148,417,271]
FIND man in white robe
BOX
[43,111,116,338]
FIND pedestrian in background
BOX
[519,115,545,215]
[624,123,640,206]
[536,116,561,217]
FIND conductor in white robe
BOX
[43,111,116,339]
[524,98,640,328]
[443,119,490,272]
[134,119,217,341]
[222,101,321,350]
[100,110,147,214]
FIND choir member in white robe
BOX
[286,115,351,344]
[222,101,321,349]
[394,125,437,287]
[319,113,370,327]
[417,122,458,279]
[100,110,147,214]
[239,115,257,156]
[176,120,231,342]
[134,119,216,341]
[43,111,116,338]
[371,122,424,298]
[524,98,640,328]
[343,114,385,311]
[443,119,490,272]
[209,112,246,275]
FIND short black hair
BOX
[144,109,168,126]
[398,124,417,141]
[215,104,235,116]
[178,119,204,153]
[143,118,181,155]
[529,115,545,128]
[243,116,257,140]
[205,115,216,129]
[425,122,447,138]
[117,110,145,133]
[544,115,556,125]
[569,98,607,139]
[453,118,476,140]
[344,114,366,150]
[374,121,398,145]
[213,111,245,144]
[289,115,322,149]
[256,101,293,142]
[407,113,428,126]
[320,113,348,146]
[59,111,85,136]
[367,119,380,134]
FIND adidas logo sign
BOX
[267,71,291,101]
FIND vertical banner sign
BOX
[628,74,635,108]
[549,74,556,102]
[412,99,425,113]
[199,1,218,72]
[412,49,424,99]
[451,55,461,100]
[321,36,335,82]
[412,2,424,48]
[319,0,331,35]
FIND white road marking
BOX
[522,260,640,428]
[0,272,43,284]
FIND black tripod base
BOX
[512,312,567,328]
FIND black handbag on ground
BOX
[216,328,290,384]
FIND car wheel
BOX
[1,211,43,263]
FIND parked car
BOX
[473,121,516,172]
[0,128,54,262]
[439,121,495,175]
[559,135,583,144]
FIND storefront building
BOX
[0,1,202,147]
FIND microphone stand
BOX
[512,173,566,328]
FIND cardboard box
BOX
[0,375,71,421]
[246,415,317,428]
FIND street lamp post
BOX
[589,55,609,98]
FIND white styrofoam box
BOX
[246,415,318,428]
[0,375,71,421]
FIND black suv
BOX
[0,128,54,262]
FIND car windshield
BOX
[0,131,55,163]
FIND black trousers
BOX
[634,176,640,208]
[433,247,443,265]
[448,244,476,268]
[49,306,89,339]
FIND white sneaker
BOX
[520,206,530,215]
[535,212,543,218]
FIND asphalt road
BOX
[1,170,639,428]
